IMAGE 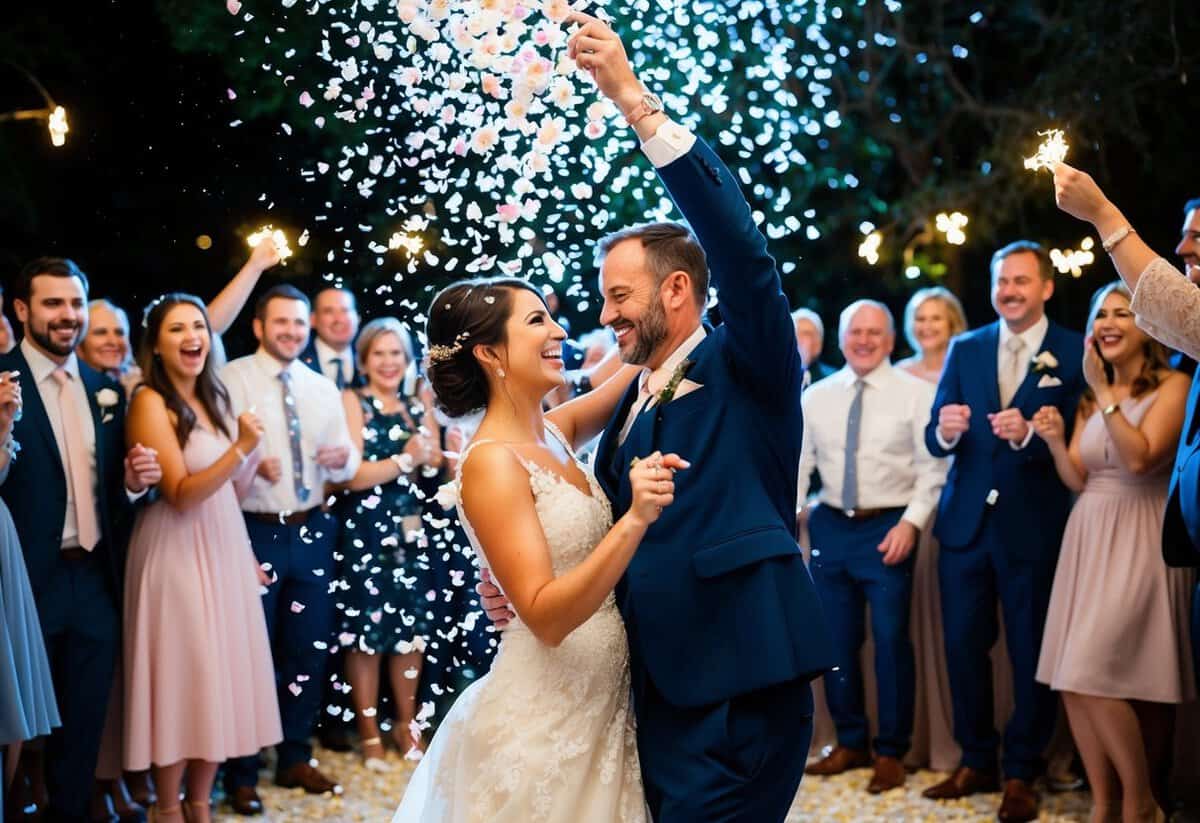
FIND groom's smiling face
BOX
[598,239,671,368]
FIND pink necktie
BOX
[51,369,100,551]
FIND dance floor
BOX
[210,745,1097,822]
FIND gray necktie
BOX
[842,379,865,512]
[332,358,347,391]
[1000,336,1026,408]
[279,370,311,504]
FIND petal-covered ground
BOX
[211,745,1098,822]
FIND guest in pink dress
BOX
[122,294,281,823]
[1033,282,1194,822]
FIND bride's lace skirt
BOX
[393,597,647,822]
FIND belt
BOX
[61,546,92,561]
[828,506,904,520]
[246,509,320,526]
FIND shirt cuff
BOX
[901,502,933,531]
[935,429,961,451]
[126,486,149,503]
[1009,423,1037,451]
[641,120,697,169]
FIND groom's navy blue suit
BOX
[924,320,1083,781]
[0,344,134,822]
[594,137,835,822]
[1163,370,1200,686]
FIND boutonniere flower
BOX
[655,358,695,407]
[96,387,120,423]
[1030,350,1059,373]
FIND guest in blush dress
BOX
[1033,282,1194,822]
[122,294,280,823]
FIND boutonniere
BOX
[95,387,120,423]
[656,358,694,407]
[1030,350,1059,374]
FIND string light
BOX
[247,225,293,261]
[934,211,969,245]
[857,230,882,265]
[47,106,68,147]
[1024,129,1069,172]
[1050,237,1096,277]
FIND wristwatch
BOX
[623,91,664,127]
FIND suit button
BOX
[986,489,999,505]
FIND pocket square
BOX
[1037,374,1063,388]
[672,379,704,400]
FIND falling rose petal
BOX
[227,88,237,100]
[299,91,315,108]
[290,601,305,613]
[225,0,241,14]
[288,682,302,697]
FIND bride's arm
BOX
[546,352,642,449]
[462,443,678,647]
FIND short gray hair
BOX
[790,307,824,340]
[88,298,130,332]
[838,299,895,341]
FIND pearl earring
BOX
[496,368,506,378]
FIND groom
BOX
[481,14,835,821]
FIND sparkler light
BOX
[1024,129,1069,172]
[389,232,425,255]
[47,106,68,147]
[247,226,293,261]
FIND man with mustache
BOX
[219,284,361,815]
[923,242,1085,822]
[0,257,161,822]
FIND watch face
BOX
[643,92,663,112]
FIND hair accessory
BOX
[425,342,463,365]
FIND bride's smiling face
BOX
[484,288,568,400]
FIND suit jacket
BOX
[924,320,1085,559]
[0,348,133,599]
[1163,370,1200,567]
[300,336,360,388]
[594,138,835,709]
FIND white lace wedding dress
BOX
[393,423,648,823]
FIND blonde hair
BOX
[355,317,415,376]
[903,287,967,354]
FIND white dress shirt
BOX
[618,325,706,446]
[221,349,361,514]
[937,314,1049,452]
[22,339,99,549]
[798,362,949,530]
[313,337,354,386]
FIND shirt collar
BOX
[254,347,296,380]
[835,360,893,389]
[21,337,79,385]
[639,324,707,393]
[998,314,1049,353]
[313,336,350,366]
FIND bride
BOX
[393,277,687,822]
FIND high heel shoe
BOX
[361,736,393,773]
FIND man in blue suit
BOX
[2,258,160,823]
[300,286,361,389]
[923,242,1084,822]
[481,15,835,820]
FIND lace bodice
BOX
[1130,257,1200,362]
[395,421,646,823]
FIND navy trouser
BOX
[807,505,915,758]
[37,550,119,823]
[938,518,1057,781]
[225,509,337,789]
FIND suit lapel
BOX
[1009,321,1058,412]
[981,323,1002,411]
[12,349,63,471]
[596,379,642,503]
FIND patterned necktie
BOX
[1000,335,1026,408]
[279,370,311,504]
[51,368,100,550]
[842,379,865,512]
[332,357,347,391]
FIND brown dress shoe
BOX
[922,766,1000,799]
[229,787,263,816]
[805,746,872,776]
[866,756,906,794]
[275,762,341,795]
[997,779,1039,823]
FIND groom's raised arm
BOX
[568,13,801,396]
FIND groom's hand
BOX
[566,12,644,117]
[476,567,514,629]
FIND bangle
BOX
[234,446,248,464]
[1101,225,1136,254]
[1102,403,1120,417]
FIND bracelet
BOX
[1101,225,1136,254]
[1102,403,1120,417]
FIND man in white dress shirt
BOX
[219,284,361,815]
[300,286,360,390]
[800,300,948,794]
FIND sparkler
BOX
[1023,129,1069,172]
[247,226,293,261]
[47,106,68,147]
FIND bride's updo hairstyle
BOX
[425,276,548,418]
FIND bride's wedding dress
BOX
[393,422,648,822]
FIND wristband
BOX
[1101,225,1136,254]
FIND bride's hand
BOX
[627,451,690,529]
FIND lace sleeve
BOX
[1130,258,1200,362]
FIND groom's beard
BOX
[622,298,669,366]
[30,320,84,358]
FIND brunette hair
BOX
[254,284,310,321]
[424,277,546,417]
[990,240,1053,283]
[138,293,232,446]
[13,257,90,305]
[355,316,415,375]
[596,222,710,307]
[1083,281,1171,405]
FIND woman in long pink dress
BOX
[123,294,281,823]
[1033,282,1194,822]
